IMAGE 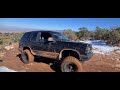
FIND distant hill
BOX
[0,26,40,33]
[0,26,64,33]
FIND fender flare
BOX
[59,49,81,60]
[23,46,35,55]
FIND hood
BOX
[55,41,92,55]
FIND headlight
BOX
[85,47,91,54]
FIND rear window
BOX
[31,32,38,42]
[21,32,31,42]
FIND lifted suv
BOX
[19,31,93,72]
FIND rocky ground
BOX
[0,43,120,72]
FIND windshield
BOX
[52,32,70,41]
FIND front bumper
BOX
[79,52,93,61]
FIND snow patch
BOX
[0,66,17,72]
[80,40,120,54]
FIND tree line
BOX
[63,26,120,46]
[0,26,120,49]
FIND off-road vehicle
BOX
[19,31,93,72]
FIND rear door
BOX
[30,32,44,55]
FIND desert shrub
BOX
[106,30,120,45]
[77,27,91,40]
[63,29,78,41]
[0,38,3,45]
[94,26,109,40]
[12,33,23,43]
[0,32,24,49]
[75,26,120,46]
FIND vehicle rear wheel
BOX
[21,50,34,64]
[61,56,83,72]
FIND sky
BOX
[0,18,120,31]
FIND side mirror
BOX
[48,37,55,42]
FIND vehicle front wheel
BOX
[61,56,83,72]
[21,50,34,64]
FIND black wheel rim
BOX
[64,63,78,72]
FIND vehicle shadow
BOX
[16,54,61,72]
[34,57,61,72]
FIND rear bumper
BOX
[80,52,93,61]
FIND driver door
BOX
[39,32,59,59]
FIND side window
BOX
[31,32,52,42]
[40,32,52,42]
[31,32,38,42]
[36,32,42,42]
[22,32,31,42]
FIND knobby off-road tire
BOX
[21,50,34,64]
[61,56,83,72]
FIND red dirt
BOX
[0,44,120,72]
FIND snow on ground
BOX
[80,40,120,54]
[0,66,17,72]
